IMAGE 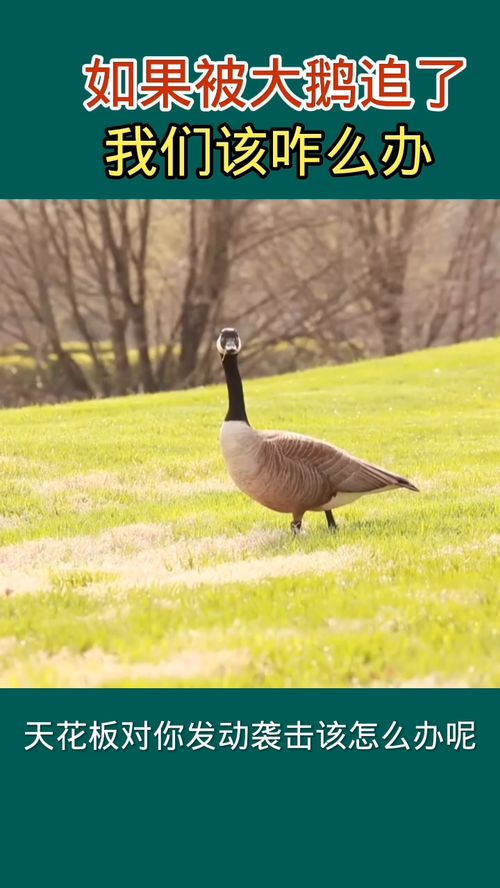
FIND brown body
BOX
[221,421,418,524]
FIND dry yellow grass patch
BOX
[130,546,362,591]
[0,516,22,531]
[32,471,234,504]
[440,534,500,558]
[0,646,251,688]
[325,618,369,633]
[0,518,363,597]
[398,674,470,688]
[0,523,171,595]
[0,524,290,594]
[0,637,18,656]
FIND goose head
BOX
[217,327,242,358]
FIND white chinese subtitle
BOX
[23,719,476,752]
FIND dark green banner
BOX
[1,3,497,197]
[2,689,498,884]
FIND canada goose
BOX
[217,327,418,533]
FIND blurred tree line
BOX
[0,199,498,407]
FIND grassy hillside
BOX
[0,338,498,687]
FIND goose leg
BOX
[291,514,303,535]
[325,510,337,531]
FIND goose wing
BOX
[259,430,336,509]
[261,431,417,500]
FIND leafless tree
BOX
[0,199,498,408]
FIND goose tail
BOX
[397,478,419,493]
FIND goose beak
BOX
[224,339,238,354]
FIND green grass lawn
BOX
[0,338,498,687]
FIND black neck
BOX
[222,354,250,424]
